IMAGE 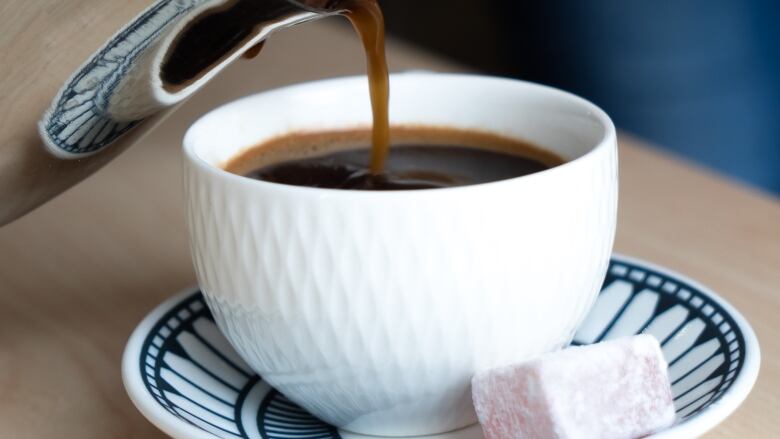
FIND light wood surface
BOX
[0,20,776,439]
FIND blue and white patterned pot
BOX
[123,255,760,439]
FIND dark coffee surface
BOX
[246,146,551,190]
[224,127,562,190]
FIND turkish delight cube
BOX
[472,335,676,439]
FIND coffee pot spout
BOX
[158,0,346,102]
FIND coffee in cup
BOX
[223,126,564,190]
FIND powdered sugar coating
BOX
[472,335,676,439]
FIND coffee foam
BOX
[222,125,564,176]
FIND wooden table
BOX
[0,21,776,439]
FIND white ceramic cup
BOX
[183,73,618,437]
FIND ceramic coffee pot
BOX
[0,0,345,226]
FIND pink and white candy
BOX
[472,334,676,439]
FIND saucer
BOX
[123,255,759,439]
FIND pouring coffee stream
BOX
[342,0,391,173]
[0,0,387,226]
[162,0,390,170]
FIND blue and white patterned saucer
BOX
[123,255,759,439]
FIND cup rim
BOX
[183,72,617,198]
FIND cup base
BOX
[339,422,482,439]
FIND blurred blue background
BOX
[381,1,780,195]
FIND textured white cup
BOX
[183,73,618,437]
